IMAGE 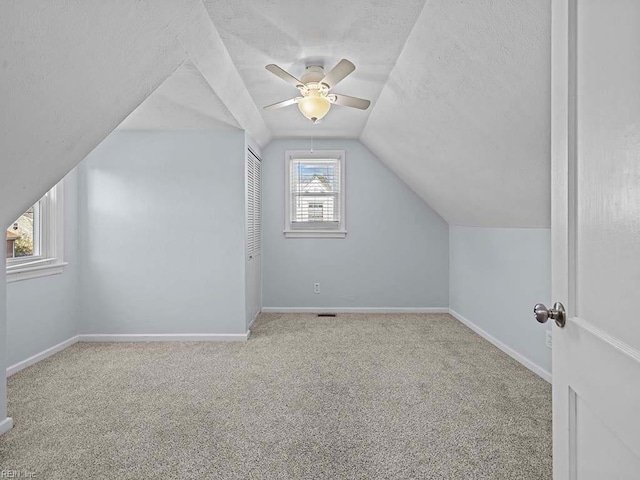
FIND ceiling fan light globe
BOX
[297,96,331,123]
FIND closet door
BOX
[246,149,262,327]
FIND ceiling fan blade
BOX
[263,98,299,110]
[320,59,356,89]
[265,64,304,87]
[331,94,371,110]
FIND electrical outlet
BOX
[314,283,320,294]
[545,330,552,349]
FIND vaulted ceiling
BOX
[204,0,425,139]
[119,62,240,131]
[362,0,551,227]
[1,0,551,229]
[202,0,552,227]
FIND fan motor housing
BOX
[301,65,325,85]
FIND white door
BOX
[549,0,640,478]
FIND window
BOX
[6,204,40,260]
[247,148,262,258]
[5,181,66,282]
[308,203,324,221]
[284,150,346,238]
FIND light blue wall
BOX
[2,133,551,395]
[6,171,80,366]
[449,226,552,374]
[77,131,248,335]
[262,139,449,310]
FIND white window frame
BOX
[6,181,66,282]
[284,150,346,238]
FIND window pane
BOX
[290,158,340,226]
[6,204,39,259]
[308,203,324,221]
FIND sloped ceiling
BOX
[361,0,551,227]
[205,0,552,227]
[119,62,240,131]
[204,0,426,138]
[0,0,268,225]
[1,0,551,229]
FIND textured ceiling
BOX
[119,62,240,131]
[204,0,426,138]
[106,0,551,228]
[201,0,551,227]
[361,0,551,227]
[0,0,269,225]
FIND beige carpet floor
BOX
[0,313,552,479]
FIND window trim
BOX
[6,181,67,282]
[284,150,346,239]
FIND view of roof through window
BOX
[290,158,340,226]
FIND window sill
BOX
[284,230,347,239]
[6,261,68,283]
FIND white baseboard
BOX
[78,333,250,342]
[0,417,14,436]
[261,307,450,314]
[7,335,80,377]
[448,309,551,383]
[247,309,261,330]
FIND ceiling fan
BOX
[263,59,371,124]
